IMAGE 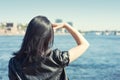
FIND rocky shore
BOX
[0,29,25,36]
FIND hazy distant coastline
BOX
[0,29,25,36]
[1,28,120,36]
[0,29,70,36]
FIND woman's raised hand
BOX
[52,23,65,30]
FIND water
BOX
[0,35,120,80]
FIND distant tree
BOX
[78,30,82,33]
[17,23,27,31]
[55,19,62,23]
[67,22,73,26]
[0,23,6,29]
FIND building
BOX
[4,22,18,35]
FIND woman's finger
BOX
[52,23,58,27]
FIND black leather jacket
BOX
[8,49,69,80]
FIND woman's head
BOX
[15,16,54,61]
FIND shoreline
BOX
[0,34,70,36]
[0,32,70,36]
[0,28,73,36]
[0,28,24,36]
[0,32,25,36]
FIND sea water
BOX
[0,35,120,80]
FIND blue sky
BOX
[0,0,120,31]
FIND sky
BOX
[0,0,120,31]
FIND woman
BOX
[8,16,89,80]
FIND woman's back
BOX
[8,15,89,80]
[9,49,69,80]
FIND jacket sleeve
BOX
[53,49,70,67]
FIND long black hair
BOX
[14,16,54,63]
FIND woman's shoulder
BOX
[51,48,70,67]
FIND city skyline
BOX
[0,0,120,31]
